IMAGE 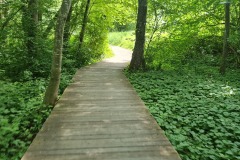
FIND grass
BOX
[108,31,135,49]
[125,68,240,160]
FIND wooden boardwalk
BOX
[21,46,181,160]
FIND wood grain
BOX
[21,46,181,160]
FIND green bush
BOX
[108,31,135,49]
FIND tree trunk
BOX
[220,1,230,75]
[0,0,3,20]
[238,2,240,58]
[63,3,73,55]
[78,0,91,50]
[69,0,85,34]
[22,0,38,66]
[43,0,72,106]
[42,9,60,38]
[129,0,147,70]
[38,0,43,21]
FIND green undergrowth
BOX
[0,69,76,160]
[0,80,49,160]
[108,31,135,49]
[125,69,240,160]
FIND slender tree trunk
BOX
[22,0,38,66]
[42,9,60,38]
[43,0,72,106]
[38,0,42,21]
[69,1,85,34]
[220,1,230,75]
[63,4,73,55]
[78,0,91,50]
[146,3,159,55]
[129,0,147,70]
[63,0,78,54]
[28,0,38,55]
[238,3,240,54]
[0,0,3,20]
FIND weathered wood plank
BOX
[28,139,172,151]
[23,146,178,155]
[23,149,180,160]
[21,46,181,160]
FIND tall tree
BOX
[78,0,91,50]
[129,0,147,70]
[63,2,74,54]
[21,0,38,67]
[43,0,72,106]
[42,8,60,38]
[220,1,231,75]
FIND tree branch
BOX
[1,6,24,31]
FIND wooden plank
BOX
[21,47,181,160]
[23,146,178,155]
[28,139,172,151]
[40,121,163,133]
[52,106,148,112]
[23,149,180,160]
[35,132,167,141]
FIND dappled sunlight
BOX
[209,84,238,97]
[195,82,239,98]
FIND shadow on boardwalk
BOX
[21,46,181,160]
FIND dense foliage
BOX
[145,0,240,71]
[110,1,240,159]
[0,68,76,160]
[0,0,132,159]
[125,68,240,160]
[108,31,135,49]
[0,80,49,159]
[0,0,115,80]
[1,0,240,159]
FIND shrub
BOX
[108,31,135,49]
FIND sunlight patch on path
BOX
[104,46,132,63]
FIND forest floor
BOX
[125,58,240,159]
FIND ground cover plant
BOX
[125,68,240,160]
[0,68,76,160]
[0,80,50,160]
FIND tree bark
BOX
[42,8,60,38]
[43,0,72,106]
[63,3,73,55]
[68,0,85,34]
[63,0,78,54]
[21,0,38,65]
[220,1,230,75]
[78,0,91,50]
[0,0,2,20]
[129,0,147,70]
